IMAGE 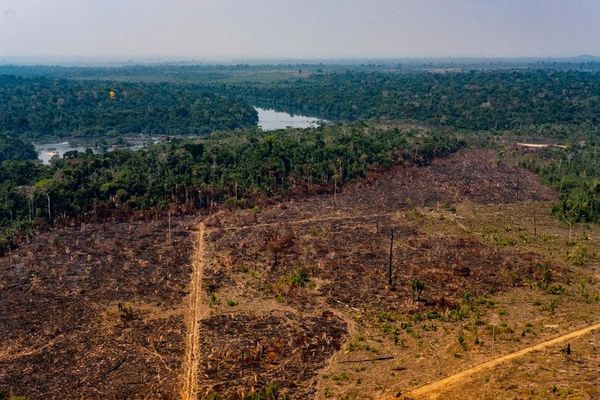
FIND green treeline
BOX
[2,66,600,231]
[0,75,258,139]
[0,124,464,252]
[533,141,600,223]
[0,135,37,163]
[212,70,600,132]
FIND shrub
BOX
[409,278,425,300]
[458,331,468,351]
[284,270,310,287]
[545,284,566,295]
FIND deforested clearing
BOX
[1,148,599,399]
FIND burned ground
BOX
[0,216,197,399]
[197,149,574,398]
[197,311,346,399]
[1,148,591,399]
[205,211,559,314]
[208,149,556,228]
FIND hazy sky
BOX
[1,0,600,61]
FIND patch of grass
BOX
[283,269,311,287]
[545,284,566,295]
[410,312,424,323]
[0,390,28,400]
[331,373,351,382]
[208,382,289,400]
[498,322,514,334]
[565,243,597,266]
[347,335,378,353]
[487,234,518,247]
[441,200,457,213]
[377,311,398,323]
[400,321,413,333]
[458,331,468,351]
[447,304,471,321]
[477,296,496,307]
[406,208,425,221]
[308,226,325,237]
[409,278,426,300]
[547,297,559,314]
[473,312,483,326]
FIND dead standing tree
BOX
[388,228,394,289]
[16,185,35,222]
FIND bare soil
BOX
[197,149,591,399]
[0,216,197,399]
[198,311,346,398]
[2,148,596,400]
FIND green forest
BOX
[0,75,257,139]
[1,65,600,247]
[211,70,600,132]
[0,123,463,253]
[534,140,600,223]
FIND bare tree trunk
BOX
[562,215,572,241]
[168,211,172,243]
[334,180,337,209]
[46,193,52,223]
[388,228,394,288]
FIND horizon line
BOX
[1,54,599,67]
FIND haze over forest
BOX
[2,0,600,63]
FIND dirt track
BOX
[181,223,207,400]
[392,322,600,400]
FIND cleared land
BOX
[0,216,198,399]
[1,149,598,399]
[198,149,599,398]
[396,323,600,399]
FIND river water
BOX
[35,107,324,163]
[255,107,323,130]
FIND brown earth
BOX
[198,311,346,398]
[0,216,197,399]
[2,148,595,400]
[197,149,584,398]
[208,149,556,228]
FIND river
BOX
[255,107,323,130]
[35,107,325,163]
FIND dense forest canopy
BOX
[0,75,258,139]
[0,135,37,163]
[1,59,600,82]
[3,68,600,139]
[0,123,464,252]
[1,63,600,242]
[210,70,600,132]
